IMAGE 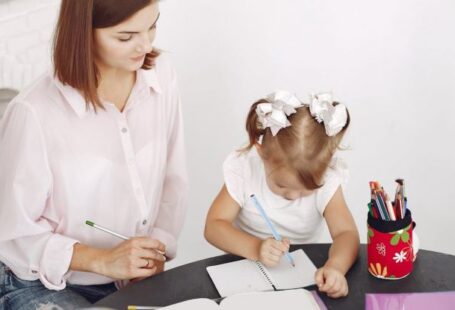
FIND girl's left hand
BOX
[314,265,348,298]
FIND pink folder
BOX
[366,291,455,310]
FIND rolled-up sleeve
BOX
[149,70,188,260]
[0,101,79,290]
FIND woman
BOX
[0,0,188,308]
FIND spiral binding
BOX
[255,261,276,290]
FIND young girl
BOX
[205,91,359,299]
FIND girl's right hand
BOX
[95,237,166,280]
[258,237,290,267]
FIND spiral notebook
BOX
[206,249,317,297]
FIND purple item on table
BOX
[365,291,455,310]
[310,291,327,310]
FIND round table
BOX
[95,244,455,309]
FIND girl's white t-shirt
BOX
[223,148,349,244]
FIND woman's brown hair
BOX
[244,97,350,190]
[52,0,159,111]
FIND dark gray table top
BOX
[95,244,455,309]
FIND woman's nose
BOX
[137,33,153,54]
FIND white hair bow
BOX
[256,90,303,136]
[309,92,348,136]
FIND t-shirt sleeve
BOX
[222,151,246,207]
[315,158,349,215]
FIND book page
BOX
[161,298,218,310]
[220,289,321,310]
[267,249,317,290]
[206,259,273,297]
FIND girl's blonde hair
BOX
[243,98,350,190]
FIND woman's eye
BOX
[119,35,133,42]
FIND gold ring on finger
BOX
[144,258,150,268]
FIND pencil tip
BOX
[85,220,94,226]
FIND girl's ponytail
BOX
[244,99,268,151]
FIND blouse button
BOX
[142,219,147,225]
[121,127,128,133]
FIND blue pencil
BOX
[375,192,390,221]
[250,194,295,267]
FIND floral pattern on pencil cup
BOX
[367,209,417,280]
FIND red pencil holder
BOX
[367,209,416,280]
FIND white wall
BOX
[155,0,455,268]
[0,0,59,91]
[0,0,60,118]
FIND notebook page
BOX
[220,289,321,310]
[266,249,317,290]
[206,259,273,297]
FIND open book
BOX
[206,249,317,297]
[161,289,324,310]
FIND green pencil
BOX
[85,220,166,257]
[85,220,129,240]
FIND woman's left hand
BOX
[315,265,348,298]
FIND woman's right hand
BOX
[94,237,166,280]
[258,237,290,267]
